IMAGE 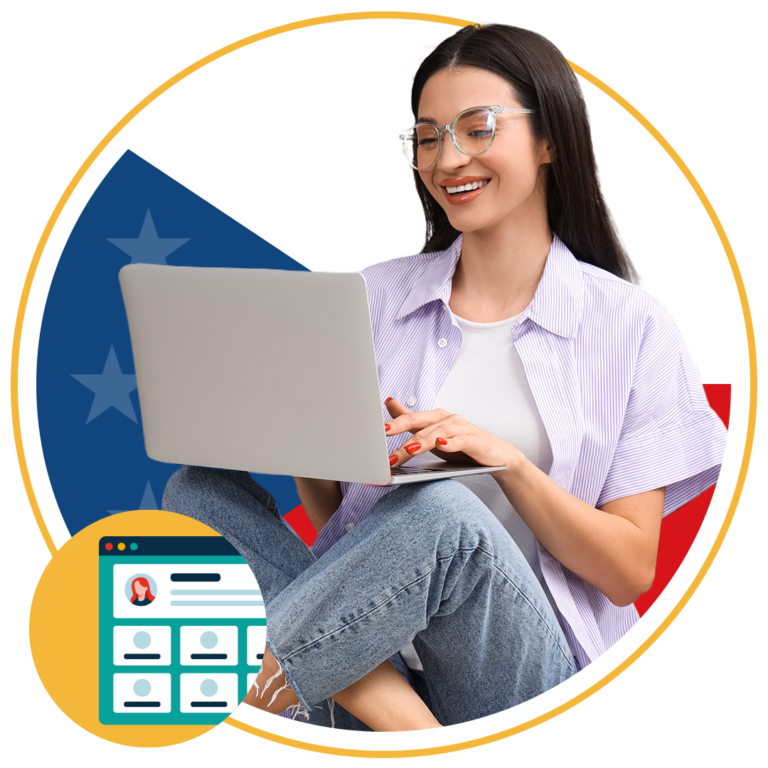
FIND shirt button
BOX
[406,397,416,407]
[344,523,355,533]
[437,338,448,348]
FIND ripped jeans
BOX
[162,467,577,729]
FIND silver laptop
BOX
[119,265,506,486]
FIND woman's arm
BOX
[493,457,664,606]
[294,477,343,534]
[385,400,664,607]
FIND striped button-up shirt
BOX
[310,233,727,667]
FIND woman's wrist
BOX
[491,444,527,485]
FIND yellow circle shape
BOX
[117,542,126,551]
[13,10,757,759]
[29,509,230,748]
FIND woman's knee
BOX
[162,466,222,513]
[162,466,278,521]
[373,479,487,518]
[371,480,501,542]
[163,466,200,512]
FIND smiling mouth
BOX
[445,179,490,195]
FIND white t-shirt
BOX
[399,310,561,671]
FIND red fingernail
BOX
[389,454,398,466]
[385,397,394,402]
[436,437,448,445]
[405,442,421,454]
[384,424,390,432]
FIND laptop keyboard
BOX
[390,466,456,474]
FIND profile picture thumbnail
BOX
[124,574,158,607]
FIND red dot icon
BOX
[105,542,113,551]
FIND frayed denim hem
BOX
[286,701,312,721]
[265,638,314,714]
[268,640,336,731]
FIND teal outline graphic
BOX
[99,550,266,725]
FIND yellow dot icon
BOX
[117,542,125,551]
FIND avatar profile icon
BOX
[125,574,157,607]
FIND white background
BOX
[130,37,731,384]
[21,13,752,759]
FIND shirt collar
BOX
[395,234,463,320]
[525,234,584,338]
[396,232,584,339]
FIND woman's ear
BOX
[539,139,555,164]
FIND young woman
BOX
[163,23,727,730]
[129,577,155,606]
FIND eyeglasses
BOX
[399,105,536,171]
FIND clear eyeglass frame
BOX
[399,105,536,171]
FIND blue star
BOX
[108,481,161,515]
[71,345,138,423]
[107,209,189,265]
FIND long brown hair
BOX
[410,24,637,282]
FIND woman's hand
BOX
[384,398,663,606]
[384,397,519,472]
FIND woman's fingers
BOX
[384,402,470,466]
[383,400,515,470]
[384,397,410,419]
[388,441,428,468]
[383,397,414,437]
[388,435,464,467]
[427,434,479,464]
[388,431,490,469]
[387,421,458,467]
[383,400,500,468]
[384,399,450,435]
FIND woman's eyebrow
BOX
[417,108,489,124]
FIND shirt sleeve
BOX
[596,304,727,516]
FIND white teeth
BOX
[446,180,488,194]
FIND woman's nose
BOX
[437,133,471,172]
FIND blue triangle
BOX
[40,150,304,535]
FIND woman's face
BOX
[416,66,551,236]
[134,580,146,597]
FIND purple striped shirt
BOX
[310,233,727,667]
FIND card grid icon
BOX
[99,537,266,725]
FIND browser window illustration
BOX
[99,536,266,724]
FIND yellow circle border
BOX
[11,11,756,759]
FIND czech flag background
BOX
[36,37,731,615]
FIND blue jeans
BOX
[162,467,577,729]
